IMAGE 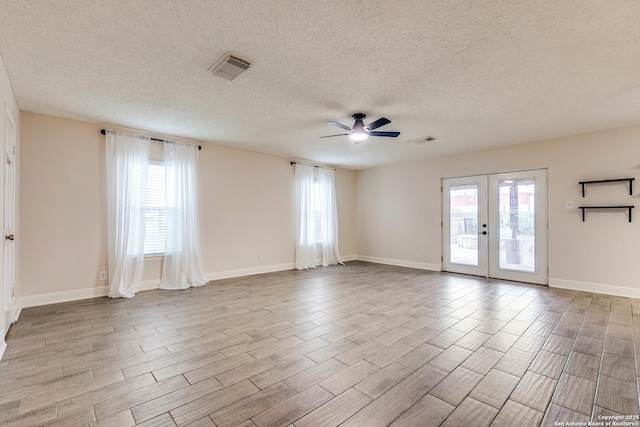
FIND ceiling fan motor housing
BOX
[352,113,366,131]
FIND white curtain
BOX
[317,167,341,266]
[295,164,317,269]
[159,141,206,290]
[294,163,342,269]
[106,131,150,298]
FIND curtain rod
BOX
[100,129,202,150]
[290,161,335,170]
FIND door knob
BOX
[480,231,487,235]
[5,234,14,241]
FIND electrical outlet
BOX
[416,251,422,258]
[99,271,107,280]
[565,201,573,209]
[259,255,264,262]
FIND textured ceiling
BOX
[1,1,640,169]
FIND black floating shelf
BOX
[578,178,634,197]
[579,205,635,222]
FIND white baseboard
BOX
[356,255,441,272]
[18,262,304,309]
[354,258,640,299]
[19,280,169,309]
[205,263,295,281]
[0,340,6,361]
[16,260,640,316]
[21,286,109,309]
[549,278,640,299]
[15,256,410,310]
[137,279,161,292]
[13,301,22,322]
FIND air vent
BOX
[208,52,251,81]
[408,136,436,144]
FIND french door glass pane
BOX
[497,179,536,272]
[449,184,479,266]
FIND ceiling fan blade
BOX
[366,117,391,131]
[368,131,400,137]
[327,121,352,131]
[319,133,349,138]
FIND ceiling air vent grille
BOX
[408,136,436,144]
[209,52,251,81]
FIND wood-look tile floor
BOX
[2,261,640,426]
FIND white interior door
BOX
[443,169,548,285]
[3,108,15,335]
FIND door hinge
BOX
[11,288,14,298]
[441,256,443,262]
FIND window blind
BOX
[144,162,166,254]
[314,182,322,245]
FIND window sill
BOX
[144,253,164,260]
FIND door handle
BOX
[5,234,14,241]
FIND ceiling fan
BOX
[321,113,400,143]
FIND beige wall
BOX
[0,54,20,339]
[335,167,358,258]
[21,114,108,296]
[357,125,640,294]
[19,112,357,298]
[20,111,640,300]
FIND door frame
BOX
[3,106,16,336]
[442,169,548,285]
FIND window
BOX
[106,131,206,296]
[144,162,166,255]
[293,163,341,270]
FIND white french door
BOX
[443,176,488,277]
[443,169,547,285]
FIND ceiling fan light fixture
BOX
[350,116,368,141]
[350,132,368,142]
[321,113,399,141]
